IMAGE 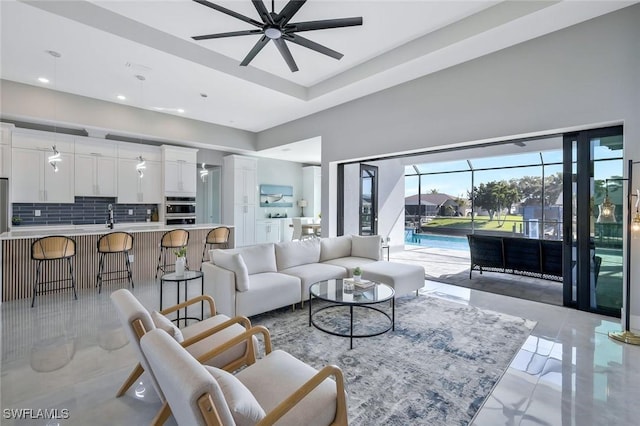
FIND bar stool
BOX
[96,232,134,294]
[31,236,78,308]
[200,226,230,269]
[155,229,189,279]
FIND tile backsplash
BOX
[12,197,158,226]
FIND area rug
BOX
[251,294,536,425]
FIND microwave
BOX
[166,197,196,215]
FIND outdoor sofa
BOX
[467,234,563,281]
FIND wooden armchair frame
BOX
[113,293,254,425]
[179,325,348,426]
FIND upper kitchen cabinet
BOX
[162,145,198,197]
[0,123,13,178]
[11,130,75,203]
[117,142,162,204]
[74,137,117,197]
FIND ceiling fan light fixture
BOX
[265,27,282,39]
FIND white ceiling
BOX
[0,0,636,164]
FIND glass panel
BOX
[360,166,377,235]
[417,171,471,233]
[593,156,623,312]
[541,150,564,164]
[593,135,623,160]
[542,164,563,241]
[470,152,543,169]
[414,160,470,174]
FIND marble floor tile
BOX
[3,279,640,425]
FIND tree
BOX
[470,181,520,226]
[430,188,439,194]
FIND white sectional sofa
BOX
[202,235,423,317]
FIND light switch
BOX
[128,209,133,215]
[34,210,41,217]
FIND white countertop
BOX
[0,223,233,240]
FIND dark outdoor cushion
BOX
[540,240,562,276]
[467,235,503,269]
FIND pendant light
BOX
[597,180,616,223]
[47,50,63,172]
[200,163,208,182]
[135,74,146,178]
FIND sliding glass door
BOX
[563,126,623,316]
[360,164,378,235]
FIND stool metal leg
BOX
[124,250,134,288]
[68,257,78,300]
[31,260,42,308]
[97,252,105,293]
[155,247,164,279]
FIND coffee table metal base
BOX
[309,298,395,350]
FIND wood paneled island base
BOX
[1,224,233,302]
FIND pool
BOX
[404,230,469,251]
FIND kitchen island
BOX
[0,223,234,302]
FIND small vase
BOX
[353,275,361,282]
[175,257,186,276]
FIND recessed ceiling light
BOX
[177,109,185,114]
[38,77,49,84]
[117,94,126,100]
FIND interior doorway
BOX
[196,166,221,224]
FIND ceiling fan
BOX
[191,0,363,72]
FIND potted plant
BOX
[11,216,22,226]
[353,266,362,282]
[174,247,187,276]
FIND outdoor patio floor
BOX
[390,245,564,306]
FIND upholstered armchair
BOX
[111,289,256,424]
[140,326,348,425]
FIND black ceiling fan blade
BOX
[284,34,343,60]
[251,0,274,25]
[273,38,299,72]
[193,0,264,28]
[286,17,363,32]
[193,29,263,40]
[240,35,270,66]
[277,0,307,26]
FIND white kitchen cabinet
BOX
[11,131,75,203]
[0,123,12,178]
[75,155,116,197]
[164,160,197,195]
[162,145,198,197]
[234,205,256,247]
[255,219,281,244]
[117,158,162,204]
[117,142,162,204]
[223,155,257,246]
[74,137,117,197]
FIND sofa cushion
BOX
[205,366,266,426]
[275,239,321,271]
[280,263,347,301]
[216,244,277,275]
[235,273,301,317]
[351,235,381,261]
[150,310,184,342]
[210,251,250,292]
[319,235,352,262]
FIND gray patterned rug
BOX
[251,293,535,426]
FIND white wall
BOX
[256,5,640,327]
[255,157,303,220]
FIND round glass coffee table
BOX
[309,279,395,349]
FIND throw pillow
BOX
[205,366,266,426]
[319,235,352,262]
[150,310,184,343]
[351,234,381,260]
[211,251,251,292]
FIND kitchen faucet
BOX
[107,204,114,229]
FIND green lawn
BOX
[422,215,524,232]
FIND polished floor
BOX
[1,279,639,425]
